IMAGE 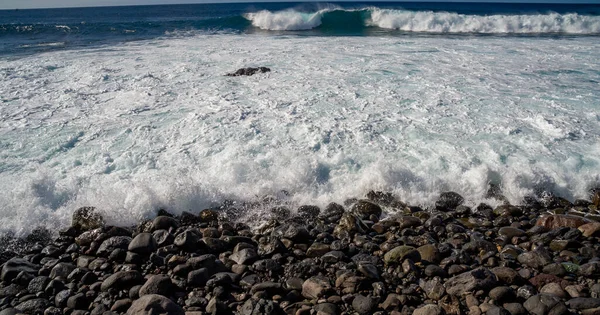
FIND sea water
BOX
[1,2,599,235]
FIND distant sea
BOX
[1,2,600,55]
[1,2,599,236]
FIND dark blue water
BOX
[1,2,599,56]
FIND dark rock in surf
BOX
[226,67,271,77]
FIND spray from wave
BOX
[244,9,327,31]
[243,7,600,34]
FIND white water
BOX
[244,8,600,34]
[245,9,326,30]
[368,9,600,33]
[1,35,600,236]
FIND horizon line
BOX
[2,0,599,11]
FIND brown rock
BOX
[535,215,591,229]
[529,274,570,289]
[579,222,600,237]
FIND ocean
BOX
[1,2,599,236]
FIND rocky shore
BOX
[2,189,600,315]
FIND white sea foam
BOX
[368,9,600,33]
[0,35,599,236]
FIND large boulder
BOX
[126,294,184,315]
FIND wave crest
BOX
[244,9,326,31]
[243,8,600,34]
[368,9,600,34]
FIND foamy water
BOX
[1,35,599,236]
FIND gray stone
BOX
[503,303,527,315]
[230,248,258,265]
[50,262,75,280]
[566,298,600,310]
[1,258,39,282]
[524,294,568,315]
[128,233,157,254]
[101,270,143,291]
[420,278,446,300]
[126,294,184,315]
[139,275,173,296]
[414,304,444,315]
[151,216,179,231]
[96,236,132,256]
[15,298,49,314]
[351,200,382,219]
[302,276,332,299]
[518,248,553,269]
[445,268,498,296]
[352,294,376,315]
[72,206,104,231]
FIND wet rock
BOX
[536,215,591,229]
[436,192,464,210]
[50,262,75,280]
[199,209,218,222]
[126,294,184,315]
[298,205,320,218]
[333,213,367,239]
[352,200,382,219]
[445,268,498,296]
[174,229,200,251]
[128,233,157,254]
[523,294,568,315]
[72,206,105,231]
[151,216,179,231]
[540,283,567,299]
[1,257,39,282]
[97,236,132,256]
[518,247,552,269]
[272,223,310,243]
[226,67,271,77]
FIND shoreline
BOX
[1,190,600,314]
